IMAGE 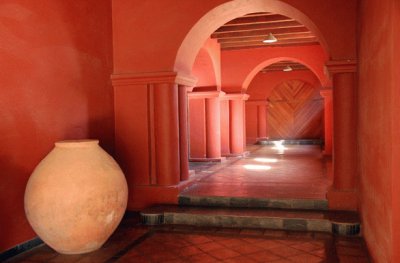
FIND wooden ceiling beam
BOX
[217,33,316,43]
[225,14,293,26]
[221,40,319,50]
[212,26,310,39]
[213,21,303,35]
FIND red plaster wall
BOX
[192,38,221,88]
[220,100,230,155]
[189,98,207,158]
[0,0,114,252]
[114,84,149,185]
[248,70,320,100]
[358,0,399,262]
[221,45,329,93]
[112,0,356,75]
[245,105,259,144]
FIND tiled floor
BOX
[6,214,371,262]
[184,145,332,200]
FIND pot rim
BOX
[55,139,99,148]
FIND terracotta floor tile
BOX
[116,255,150,263]
[219,238,251,248]
[287,253,324,263]
[268,246,304,258]
[247,250,282,262]
[184,234,214,244]
[254,240,285,250]
[289,241,323,252]
[5,208,372,263]
[188,253,219,263]
[336,246,368,257]
[337,255,370,263]
[231,244,265,255]
[176,245,203,257]
[197,242,225,252]
[207,247,241,260]
[223,255,259,263]
[185,145,330,200]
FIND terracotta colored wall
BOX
[248,70,320,100]
[245,105,259,144]
[0,0,114,252]
[220,100,230,155]
[221,45,329,93]
[358,0,399,262]
[189,98,207,158]
[113,0,356,76]
[192,38,221,88]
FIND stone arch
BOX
[191,39,221,88]
[174,0,329,75]
[242,56,329,93]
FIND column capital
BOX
[221,93,250,101]
[188,91,225,99]
[325,60,357,75]
[111,71,197,87]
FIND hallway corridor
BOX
[182,144,331,200]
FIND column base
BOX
[189,157,227,162]
[327,188,358,211]
[127,180,195,210]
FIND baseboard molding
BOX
[0,237,43,262]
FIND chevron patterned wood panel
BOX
[267,80,323,139]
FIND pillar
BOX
[112,72,196,209]
[178,85,193,181]
[206,97,221,158]
[245,100,268,144]
[153,83,180,185]
[326,60,358,210]
[188,91,225,161]
[320,89,333,155]
[225,94,249,155]
[257,104,268,139]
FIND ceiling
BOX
[211,12,319,51]
[261,61,308,72]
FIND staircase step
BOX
[140,205,361,236]
[179,195,328,210]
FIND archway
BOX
[175,0,330,76]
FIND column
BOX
[112,71,196,209]
[326,60,358,210]
[206,97,222,158]
[178,85,193,181]
[188,91,225,161]
[227,94,249,155]
[320,89,333,155]
[152,83,180,186]
[257,104,268,139]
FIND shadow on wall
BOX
[0,155,36,251]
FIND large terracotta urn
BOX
[24,140,128,254]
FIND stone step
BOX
[140,205,361,236]
[179,195,328,210]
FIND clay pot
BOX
[24,140,128,254]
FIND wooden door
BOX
[267,80,323,139]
